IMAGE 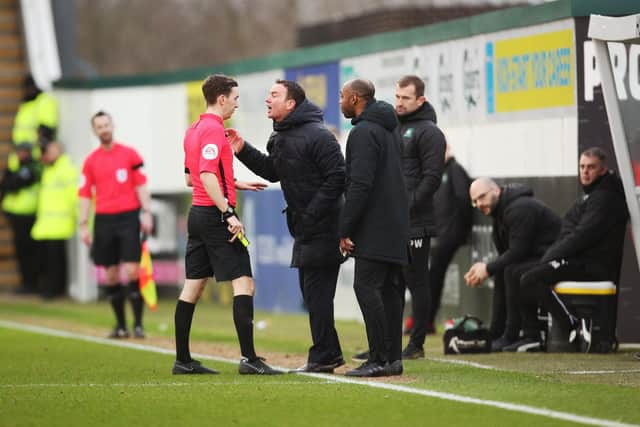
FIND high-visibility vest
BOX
[31,154,79,240]
[12,92,58,145]
[2,92,57,215]
[1,153,40,215]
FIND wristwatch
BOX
[221,206,236,222]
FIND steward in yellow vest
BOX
[31,141,78,299]
[0,75,57,295]
[0,144,41,294]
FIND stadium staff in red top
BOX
[172,74,280,375]
[78,111,153,339]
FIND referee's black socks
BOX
[105,284,126,329]
[175,299,196,363]
[233,295,258,361]
[127,280,144,327]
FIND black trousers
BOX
[428,238,465,325]
[38,240,68,298]
[502,260,539,340]
[519,260,605,337]
[298,265,343,364]
[354,258,404,364]
[404,237,431,347]
[5,213,39,291]
[489,272,506,340]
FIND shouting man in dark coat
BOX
[339,78,409,377]
[228,80,346,373]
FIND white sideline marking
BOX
[0,381,335,388]
[565,370,640,375]
[427,357,502,371]
[1,320,638,427]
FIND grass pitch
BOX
[0,295,638,427]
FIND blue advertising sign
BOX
[241,189,302,313]
[285,62,340,129]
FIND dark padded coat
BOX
[339,99,409,265]
[235,100,345,267]
[542,171,628,281]
[397,101,445,238]
[487,184,561,276]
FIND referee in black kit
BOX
[172,74,280,375]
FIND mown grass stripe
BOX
[1,319,637,427]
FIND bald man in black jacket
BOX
[465,178,561,352]
[339,79,409,377]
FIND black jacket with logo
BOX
[487,184,561,276]
[340,99,409,265]
[236,100,345,267]
[397,102,445,238]
[542,171,628,281]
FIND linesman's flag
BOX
[139,240,158,311]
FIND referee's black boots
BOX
[239,357,282,375]
[172,359,219,375]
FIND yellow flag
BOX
[139,240,158,311]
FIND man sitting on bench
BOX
[517,147,629,349]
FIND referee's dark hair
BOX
[276,79,306,108]
[91,110,112,125]
[202,74,238,105]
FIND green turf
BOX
[1,297,639,426]
[0,328,588,427]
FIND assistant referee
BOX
[78,111,153,339]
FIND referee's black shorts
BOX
[185,205,252,282]
[91,209,141,266]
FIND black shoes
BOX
[108,327,130,339]
[108,326,145,339]
[491,335,517,352]
[345,361,386,377]
[503,337,543,352]
[172,359,219,375]
[352,350,369,362]
[383,360,403,376]
[133,326,145,338]
[289,356,346,374]
[239,357,283,375]
[401,343,424,360]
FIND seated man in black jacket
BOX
[518,147,628,350]
[464,177,561,352]
[228,80,346,374]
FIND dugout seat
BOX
[546,281,618,353]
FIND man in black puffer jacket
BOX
[518,147,628,351]
[464,177,561,351]
[228,80,345,374]
[339,79,409,377]
[395,75,445,359]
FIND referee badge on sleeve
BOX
[116,168,128,183]
[202,144,218,160]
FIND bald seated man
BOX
[464,177,560,352]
